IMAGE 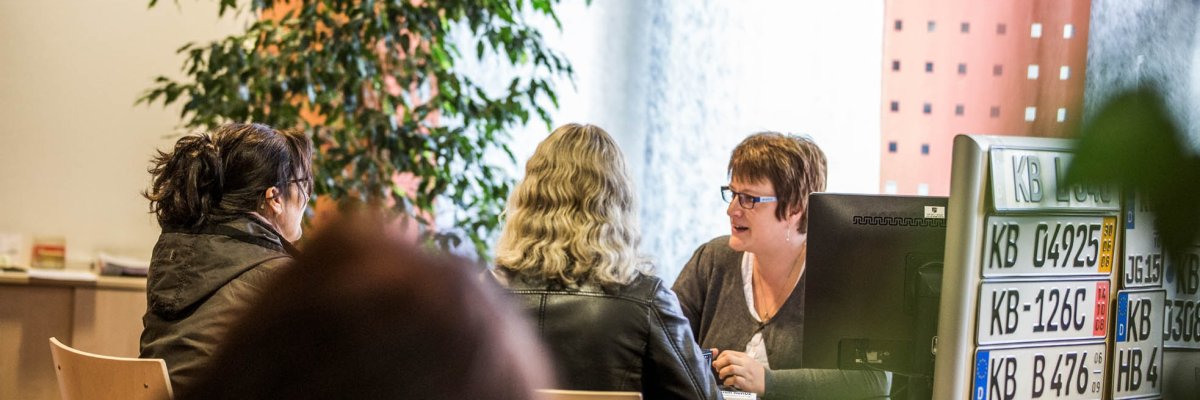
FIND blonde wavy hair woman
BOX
[495,123,651,287]
[492,123,720,399]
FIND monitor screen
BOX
[801,193,948,398]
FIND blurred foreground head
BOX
[181,211,553,400]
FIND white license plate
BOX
[1164,248,1200,349]
[973,342,1107,400]
[1112,290,1166,398]
[989,148,1119,212]
[977,280,1110,345]
[981,215,1117,278]
[1122,192,1164,288]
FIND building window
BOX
[997,23,1007,35]
[1063,24,1075,39]
[895,20,903,31]
[990,106,1001,118]
[961,22,970,33]
[928,21,936,32]
[923,103,932,114]
[925,62,934,73]
[888,141,898,153]
[955,104,964,116]
[1031,23,1043,38]
[958,63,967,75]
[1060,66,1070,80]
[921,144,930,155]
[885,181,898,194]
[1028,64,1040,79]
[1025,106,1037,122]
[993,64,1003,76]
[892,60,901,71]
[890,101,899,112]
[1057,108,1067,122]
[917,183,930,196]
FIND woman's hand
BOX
[712,349,767,394]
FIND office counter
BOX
[0,272,146,400]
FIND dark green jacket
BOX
[139,216,292,394]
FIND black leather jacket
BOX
[497,272,720,400]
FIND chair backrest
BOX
[536,389,642,400]
[48,337,173,400]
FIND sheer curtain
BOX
[460,1,884,281]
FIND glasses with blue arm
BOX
[720,186,778,209]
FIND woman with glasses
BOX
[139,123,312,394]
[673,132,888,398]
[493,123,719,399]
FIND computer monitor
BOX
[801,193,948,399]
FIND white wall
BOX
[0,1,243,265]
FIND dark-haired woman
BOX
[139,123,312,393]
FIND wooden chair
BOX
[48,337,173,400]
[536,389,643,400]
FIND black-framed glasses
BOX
[721,186,778,209]
[288,178,312,203]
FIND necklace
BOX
[752,245,806,322]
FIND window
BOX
[1028,64,1040,79]
[990,106,1001,118]
[888,141,898,153]
[993,64,1003,76]
[892,60,901,71]
[997,23,1007,35]
[1060,66,1070,80]
[1024,106,1037,122]
[961,22,970,33]
[890,101,900,112]
[884,181,898,195]
[917,183,930,196]
[921,144,930,155]
[957,63,967,75]
[925,62,934,73]
[923,103,932,114]
[955,104,964,116]
[1057,108,1067,122]
[1063,24,1075,39]
[1031,23,1043,38]
[928,21,936,32]
[895,20,903,31]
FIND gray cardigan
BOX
[673,236,889,399]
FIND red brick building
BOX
[880,0,1092,195]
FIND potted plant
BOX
[139,0,573,259]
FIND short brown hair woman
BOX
[139,122,312,393]
[673,132,889,398]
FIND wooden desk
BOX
[0,271,146,400]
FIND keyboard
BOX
[721,390,757,399]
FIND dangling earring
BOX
[786,228,791,242]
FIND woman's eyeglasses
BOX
[720,186,777,209]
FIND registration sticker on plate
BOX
[973,342,1107,400]
[977,280,1110,345]
[1112,290,1166,399]
[981,215,1116,278]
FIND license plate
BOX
[1164,248,1200,349]
[989,148,1119,212]
[977,280,1110,345]
[973,342,1107,400]
[981,215,1116,278]
[1112,290,1166,398]
[1122,192,1164,288]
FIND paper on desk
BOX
[96,253,150,276]
[27,268,97,281]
